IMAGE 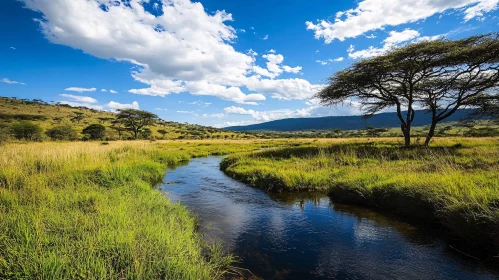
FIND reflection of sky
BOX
[161,157,498,280]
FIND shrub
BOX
[11,121,42,141]
[82,124,106,140]
[46,126,78,141]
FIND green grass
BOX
[0,140,292,279]
[221,137,499,253]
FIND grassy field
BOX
[221,137,499,253]
[0,139,293,279]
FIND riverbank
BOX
[0,140,283,279]
[221,138,499,255]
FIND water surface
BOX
[160,156,498,280]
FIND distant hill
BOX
[0,96,255,140]
[226,109,478,132]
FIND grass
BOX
[221,137,499,253]
[0,139,290,279]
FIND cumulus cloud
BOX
[347,29,444,59]
[59,93,98,103]
[109,89,118,94]
[65,87,97,92]
[316,57,344,65]
[22,0,319,104]
[306,0,498,43]
[245,76,325,100]
[101,89,107,92]
[107,101,139,110]
[1,78,26,85]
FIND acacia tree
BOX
[317,33,499,147]
[418,34,499,146]
[316,42,449,147]
[116,109,158,139]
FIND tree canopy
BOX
[316,33,499,146]
[116,109,158,139]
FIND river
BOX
[160,156,498,280]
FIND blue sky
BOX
[2,0,498,127]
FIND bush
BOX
[46,126,78,141]
[11,121,42,141]
[82,124,106,140]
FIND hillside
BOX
[226,109,479,132]
[0,96,255,140]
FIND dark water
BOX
[160,157,499,280]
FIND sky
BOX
[1,0,498,127]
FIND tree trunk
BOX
[424,120,438,147]
[401,124,411,147]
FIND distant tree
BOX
[46,126,78,141]
[82,124,106,140]
[140,128,152,139]
[11,121,42,141]
[157,129,167,139]
[116,109,158,139]
[70,112,85,124]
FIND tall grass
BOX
[0,140,281,279]
[221,137,499,253]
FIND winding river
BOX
[160,156,499,280]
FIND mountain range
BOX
[226,109,477,132]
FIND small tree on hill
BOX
[116,109,158,139]
[11,121,42,141]
[70,112,85,124]
[82,124,106,140]
[46,126,78,141]
[158,129,167,139]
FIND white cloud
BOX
[155,108,168,111]
[109,89,118,94]
[185,81,265,105]
[268,49,276,53]
[383,29,420,45]
[263,35,269,40]
[348,29,444,59]
[65,87,97,92]
[282,65,302,74]
[107,101,139,110]
[202,113,224,118]
[316,57,344,65]
[23,0,322,104]
[2,78,26,85]
[306,0,499,43]
[101,89,107,92]
[59,93,98,103]
[245,76,325,100]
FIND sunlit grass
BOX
[0,140,289,279]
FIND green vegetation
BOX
[221,137,499,252]
[0,97,258,141]
[0,140,289,279]
[46,126,78,141]
[82,124,106,140]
